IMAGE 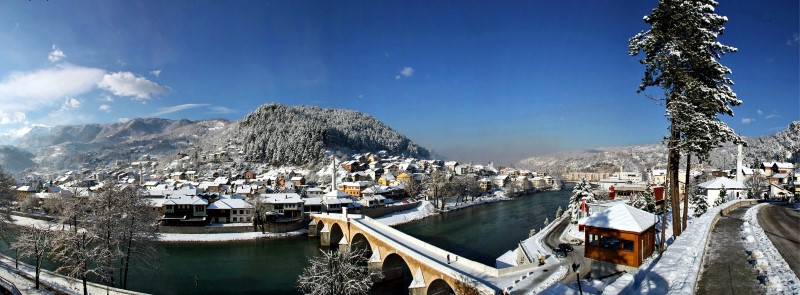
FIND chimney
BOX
[736,143,744,183]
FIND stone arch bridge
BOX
[310,212,536,295]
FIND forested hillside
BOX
[5,104,431,173]
[226,103,430,165]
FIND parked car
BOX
[553,247,567,257]
[559,243,574,252]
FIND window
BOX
[600,236,620,250]
[622,239,634,252]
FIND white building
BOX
[697,177,747,205]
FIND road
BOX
[756,203,800,278]
[543,217,591,283]
[696,204,764,295]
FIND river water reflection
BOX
[122,189,570,294]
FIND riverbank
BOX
[6,191,519,243]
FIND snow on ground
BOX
[603,200,748,295]
[0,254,144,295]
[158,229,308,242]
[376,200,436,226]
[10,191,514,244]
[740,203,799,294]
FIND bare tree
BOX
[453,274,482,295]
[50,228,107,295]
[115,186,163,289]
[745,174,768,199]
[0,167,17,238]
[12,224,54,289]
[297,247,378,295]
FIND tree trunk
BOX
[668,122,682,237]
[123,230,133,289]
[682,154,691,231]
[35,255,40,289]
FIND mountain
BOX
[217,103,431,165]
[0,146,36,174]
[518,121,800,176]
[8,104,431,173]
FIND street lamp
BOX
[572,262,583,295]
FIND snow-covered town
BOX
[0,0,798,295]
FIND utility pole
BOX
[572,263,583,295]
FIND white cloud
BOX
[398,67,414,79]
[98,104,112,113]
[13,126,32,137]
[766,114,778,119]
[207,106,235,114]
[97,71,170,101]
[150,70,161,77]
[48,45,66,62]
[117,117,130,123]
[62,97,81,110]
[0,111,26,125]
[153,103,209,116]
[756,109,763,115]
[741,118,755,124]
[0,64,106,112]
[99,95,114,102]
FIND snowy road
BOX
[695,204,765,295]
[757,203,800,278]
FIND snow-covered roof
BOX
[302,197,323,206]
[697,177,746,190]
[324,190,352,198]
[583,203,657,233]
[260,193,303,204]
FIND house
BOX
[394,172,413,186]
[492,175,509,187]
[359,195,386,208]
[761,162,795,176]
[337,181,371,198]
[207,195,254,223]
[378,173,395,186]
[697,177,748,205]
[290,176,306,187]
[260,193,305,219]
[583,203,657,272]
[305,187,325,197]
[453,165,469,175]
[159,194,209,225]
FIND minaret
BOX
[736,143,744,183]
[331,154,336,191]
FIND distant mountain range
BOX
[0,103,431,174]
[518,121,800,176]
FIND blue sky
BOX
[0,1,797,164]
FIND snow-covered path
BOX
[741,203,799,294]
[0,254,146,295]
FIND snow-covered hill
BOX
[7,103,431,173]
[518,121,799,175]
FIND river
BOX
[9,189,572,294]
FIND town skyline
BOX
[1,0,798,164]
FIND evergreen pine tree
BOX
[630,0,742,238]
[691,186,708,217]
[714,185,727,207]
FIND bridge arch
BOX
[350,232,373,260]
[381,253,413,286]
[427,279,455,295]
[329,222,345,248]
[314,220,325,236]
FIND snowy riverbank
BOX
[7,191,518,243]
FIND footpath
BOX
[695,204,764,295]
[0,254,145,295]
